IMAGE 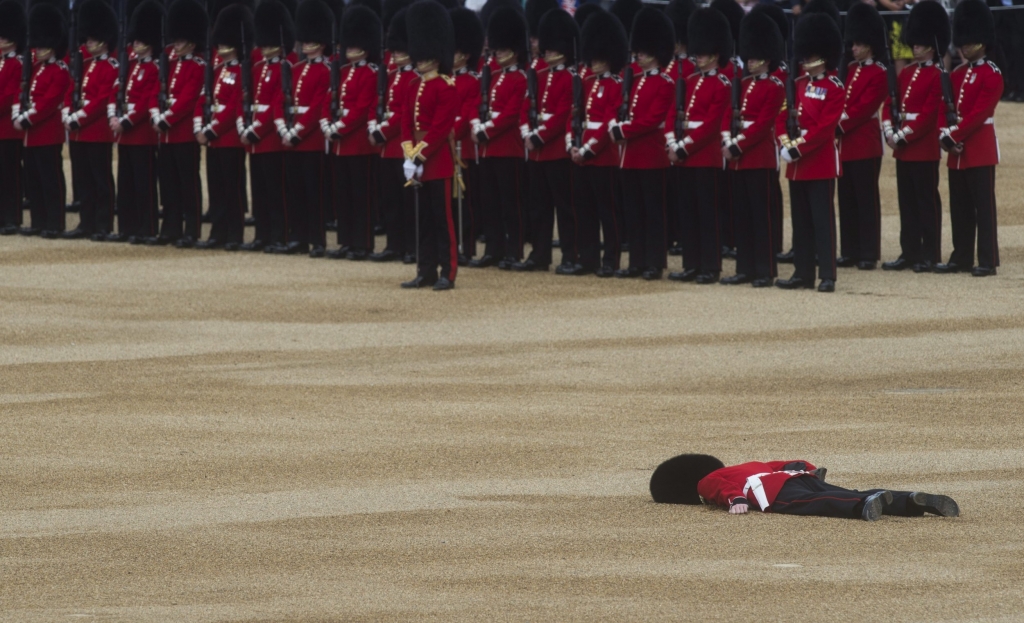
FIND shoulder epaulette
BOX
[443,75,456,87]
[875,60,886,71]
[107,57,119,68]
[368,62,378,71]
[987,60,1002,74]
[193,56,206,66]
[829,75,843,89]
[717,73,730,86]
[610,75,622,83]
[660,72,674,83]
[770,75,784,88]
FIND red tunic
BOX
[160,54,205,144]
[452,67,480,162]
[697,460,820,510]
[722,73,785,171]
[19,58,71,147]
[881,60,941,162]
[284,57,330,153]
[243,57,285,155]
[114,56,159,146]
[570,71,621,168]
[66,53,118,143]
[194,60,242,149]
[401,73,458,182]
[523,63,571,162]
[618,68,673,169]
[673,68,729,169]
[378,64,417,159]
[475,64,527,159]
[326,61,378,157]
[779,73,844,181]
[945,58,1002,170]
[838,59,886,162]
[0,51,25,142]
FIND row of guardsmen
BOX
[0,0,1004,291]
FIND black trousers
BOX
[250,151,287,245]
[525,159,575,266]
[733,168,777,279]
[24,144,66,232]
[413,177,458,282]
[837,157,882,262]
[206,147,247,244]
[285,150,327,247]
[790,178,837,282]
[621,168,667,271]
[717,167,734,250]
[457,159,478,258]
[321,153,334,226]
[574,164,622,270]
[379,157,413,254]
[770,168,784,254]
[0,139,23,226]
[773,476,927,519]
[480,156,525,260]
[680,167,722,273]
[332,154,374,251]
[948,165,999,269]
[666,166,682,249]
[895,159,942,264]
[69,141,115,234]
[116,144,159,237]
[158,141,202,239]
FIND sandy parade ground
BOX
[1,103,1024,622]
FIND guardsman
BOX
[0,0,26,235]
[667,8,730,285]
[569,9,627,277]
[719,11,785,288]
[273,0,330,256]
[324,5,380,260]
[662,0,696,258]
[609,0,642,48]
[13,2,70,238]
[880,1,948,273]
[194,4,252,250]
[937,0,1003,277]
[469,7,528,269]
[609,7,674,281]
[399,0,459,290]
[518,8,579,274]
[775,13,844,293]
[449,6,483,265]
[836,2,888,271]
[239,0,293,252]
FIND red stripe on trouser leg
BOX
[445,177,458,281]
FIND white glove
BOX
[780,147,793,163]
[403,159,418,181]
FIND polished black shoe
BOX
[128,235,147,245]
[457,254,471,267]
[882,257,911,271]
[642,268,662,280]
[720,273,752,285]
[776,276,815,290]
[19,227,41,236]
[561,263,595,276]
[751,277,774,288]
[836,256,856,268]
[325,220,338,232]
[668,244,683,256]
[817,279,835,292]
[402,253,416,264]
[722,246,737,259]
[776,249,795,264]
[90,231,109,242]
[0,224,20,235]
[908,492,960,517]
[223,242,241,251]
[857,261,876,270]
[512,258,549,272]
[553,261,575,275]
[106,232,129,242]
[369,249,401,262]
[240,240,265,251]
[614,267,642,278]
[346,249,369,261]
[195,239,223,249]
[971,266,996,277]
[244,216,255,226]
[145,235,173,246]
[933,262,967,274]
[912,260,934,273]
[667,268,699,282]
[309,245,326,258]
[595,265,615,278]
[62,228,91,239]
[861,490,893,522]
[39,229,61,239]
[326,247,347,259]
[497,257,517,270]
[273,241,307,255]
[401,275,437,289]
[263,243,283,254]
[695,272,720,285]
[432,277,455,291]
[469,254,498,268]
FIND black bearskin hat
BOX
[844,1,886,57]
[479,0,522,37]
[341,5,381,62]
[609,0,642,33]
[630,6,674,68]
[688,7,733,62]
[538,7,578,64]
[749,3,788,41]
[739,10,783,68]
[35,0,69,18]
[663,0,696,46]
[382,0,412,31]
[0,1,27,53]
[487,6,527,60]
[211,0,254,22]
[581,8,628,74]
[28,3,66,56]
[710,0,743,45]
[128,0,163,48]
[212,4,254,50]
[168,0,208,49]
[79,0,119,48]
[525,0,558,38]
[295,0,332,46]
[953,0,995,48]
[902,0,950,54]
[429,0,460,9]
[801,0,840,28]
[795,11,842,69]
[385,6,408,52]
[573,2,602,30]
[254,0,294,49]
[320,0,343,22]
[450,7,483,69]
[348,0,381,17]
[649,454,725,505]
[270,0,296,18]
[406,0,453,74]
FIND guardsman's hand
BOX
[729,503,748,515]
[109,118,122,134]
[196,132,208,145]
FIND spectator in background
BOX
[994,0,1024,101]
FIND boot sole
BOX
[910,492,960,517]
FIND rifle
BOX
[935,36,958,126]
[115,0,128,117]
[329,18,340,122]
[618,65,633,123]
[202,24,213,125]
[885,36,900,130]
[570,40,582,149]
[674,55,686,138]
[70,3,83,112]
[375,27,385,124]
[837,44,848,86]
[784,23,799,140]
[478,54,491,130]
[730,56,742,138]
[240,22,253,128]
[19,0,31,115]
[280,28,295,130]
[525,33,538,131]
[158,11,169,114]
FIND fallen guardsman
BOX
[649,454,960,521]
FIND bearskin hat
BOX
[688,7,733,62]
[128,0,163,48]
[254,0,294,49]
[479,0,522,36]
[406,0,453,73]
[28,3,66,56]
[581,7,628,74]
[739,10,783,68]
[320,0,343,22]
[78,0,118,47]
[348,0,381,16]
[168,0,208,49]
[953,0,994,48]
[902,0,950,54]
[844,1,886,57]
[212,4,254,50]
[211,0,254,22]
[525,0,559,38]
[630,7,674,68]
[295,0,332,46]
[450,7,483,69]
[795,11,842,70]
[538,7,578,63]
[35,0,69,18]
[487,6,528,60]
[341,5,381,62]
[0,1,27,53]
[749,3,788,41]
[429,0,460,9]
[710,0,743,45]
[573,2,602,30]
[385,6,408,52]
[649,454,725,505]
[382,0,413,31]
[609,0,642,33]
[265,0,295,18]
[663,0,696,46]
[801,0,840,28]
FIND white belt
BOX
[541,113,553,122]
[686,121,703,129]
[743,474,771,511]
[985,117,994,124]
[903,112,919,121]
[214,104,226,113]
[742,120,754,129]
[296,106,309,113]
[586,121,602,130]
[255,104,270,113]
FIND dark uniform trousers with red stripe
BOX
[458,160,479,259]
[790,178,837,282]
[116,144,158,237]
[680,167,721,273]
[948,165,999,269]
[25,145,67,232]
[69,142,115,234]
[0,139,23,227]
[622,168,667,271]
[526,159,574,266]
[770,170,784,254]
[895,160,942,264]
[158,142,203,240]
[206,147,247,244]
[717,168,734,251]
[573,164,622,271]
[332,154,374,252]
[285,150,327,247]
[416,178,458,282]
[480,156,524,260]
[379,157,413,255]
[837,157,882,262]
[732,168,777,279]
[773,476,927,518]
[250,152,287,246]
